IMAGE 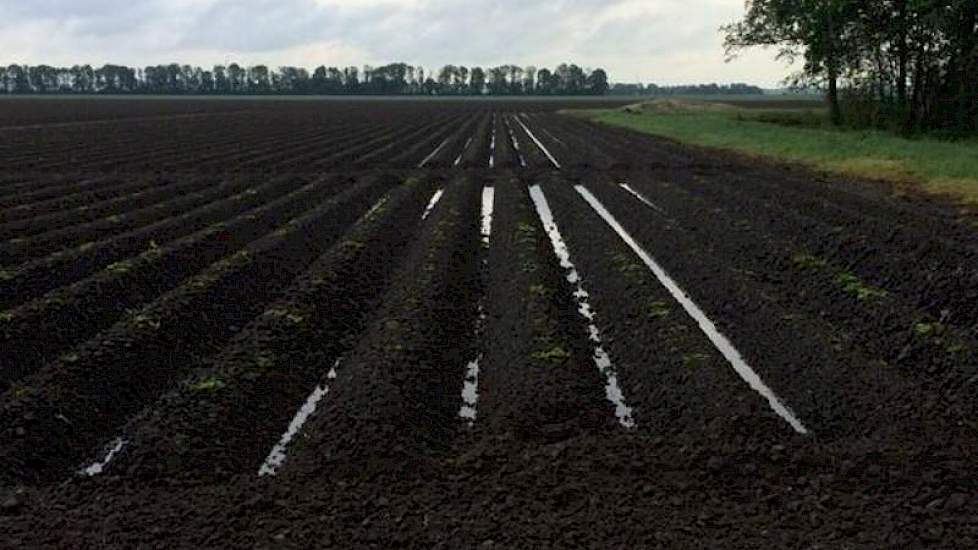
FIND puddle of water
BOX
[453,137,474,166]
[417,137,451,168]
[505,117,528,168]
[421,188,445,220]
[527,185,636,428]
[480,187,495,246]
[459,187,495,424]
[574,185,808,435]
[514,116,561,169]
[489,114,497,168]
[81,437,127,476]
[259,360,340,477]
[619,183,666,215]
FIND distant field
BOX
[584,99,978,204]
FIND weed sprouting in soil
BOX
[791,252,828,269]
[531,345,571,363]
[835,273,888,302]
[254,352,276,369]
[106,260,133,274]
[188,377,226,393]
[0,311,13,322]
[913,321,945,338]
[649,301,671,319]
[682,352,711,368]
[129,313,162,331]
[265,307,306,325]
[529,284,549,297]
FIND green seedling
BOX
[265,307,305,325]
[131,314,161,331]
[255,353,275,369]
[531,346,570,363]
[649,301,671,319]
[835,273,888,301]
[189,377,226,393]
[682,352,711,369]
[519,259,538,274]
[60,352,80,364]
[913,321,945,338]
[0,270,13,281]
[0,311,14,322]
[791,253,827,269]
[341,240,367,251]
[106,260,133,274]
[517,222,537,237]
[529,284,549,297]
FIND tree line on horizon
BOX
[0,62,610,96]
[608,82,765,96]
[724,0,977,135]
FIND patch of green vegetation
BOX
[77,242,95,252]
[519,258,538,274]
[791,253,828,269]
[835,273,888,302]
[130,313,161,331]
[587,106,978,203]
[0,311,13,322]
[254,352,275,369]
[106,214,122,223]
[649,301,671,319]
[0,270,13,281]
[531,345,571,363]
[60,352,80,364]
[682,352,711,369]
[106,260,133,274]
[188,377,226,393]
[529,284,549,297]
[914,321,946,338]
[265,307,306,325]
[517,222,537,238]
[610,251,647,287]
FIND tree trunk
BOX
[826,8,843,126]
[896,0,908,107]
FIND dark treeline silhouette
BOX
[724,0,978,135]
[0,62,610,96]
[608,82,764,96]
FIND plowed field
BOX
[0,99,975,548]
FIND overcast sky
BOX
[0,0,795,87]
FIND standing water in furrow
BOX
[459,185,495,424]
[87,177,437,481]
[278,178,482,477]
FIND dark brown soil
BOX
[0,99,975,548]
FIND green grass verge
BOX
[579,103,978,204]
